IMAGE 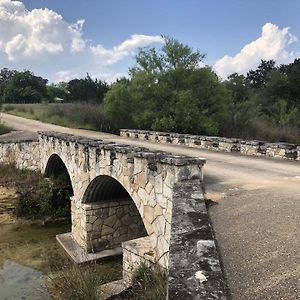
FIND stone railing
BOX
[168,180,228,299]
[120,129,300,161]
[0,135,40,170]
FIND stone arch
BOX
[83,175,131,204]
[44,153,75,220]
[44,153,74,196]
[81,175,148,252]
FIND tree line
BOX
[1,37,299,142]
[0,69,109,104]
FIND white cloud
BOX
[91,34,164,64]
[0,1,164,83]
[0,0,86,61]
[214,23,299,79]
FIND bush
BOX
[132,264,167,300]
[0,164,71,219]
[114,263,167,300]
[0,123,12,135]
[47,257,122,300]
[2,103,115,133]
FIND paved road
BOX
[2,112,300,300]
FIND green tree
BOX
[0,68,16,102]
[67,74,109,103]
[2,70,48,103]
[247,60,276,88]
[47,82,69,101]
[104,37,232,136]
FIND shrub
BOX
[0,123,12,135]
[131,263,167,300]
[0,164,71,219]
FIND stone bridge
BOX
[0,131,227,299]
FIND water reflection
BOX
[0,260,50,300]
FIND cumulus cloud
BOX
[0,0,164,82]
[214,23,299,79]
[91,34,164,64]
[0,0,86,61]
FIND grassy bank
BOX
[0,164,72,219]
[2,103,115,133]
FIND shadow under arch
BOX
[82,175,148,252]
[83,175,131,204]
[44,154,74,220]
[45,153,74,196]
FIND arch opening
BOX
[82,175,147,253]
[44,154,74,220]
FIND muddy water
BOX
[0,186,123,300]
[0,186,70,299]
[0,221,71,299]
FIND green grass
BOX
[2,103,114,132]
[0,164,72,219]
[0,122,12,135]
[47,256,122,300]
[131,263,167,300]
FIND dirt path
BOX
[2,112,300,300]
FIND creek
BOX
[0,186,122,300]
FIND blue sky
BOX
[1,0,300,82]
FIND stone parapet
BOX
[39,131,206,167]
[120,129,300,161]
[0,140,40,170]
[168,181,228,299]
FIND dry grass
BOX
[46,256,122,300]
[2,103,115,133]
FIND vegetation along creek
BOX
[0,164,123,300]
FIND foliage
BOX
[0,163,71,219]
[0,122,12,135]
[1,38,300,143]
[104,37,232,136]
[0,69,109,104]
[17,175,72,219]
[114,263,167,300]
[225,59,300,143]
[47,83,69,101]
[131,263,167,300]
[3,103,113,132]
[47,256,122,300]
[0,69,48,103]
[67,74,109,103]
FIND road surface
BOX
[2,112,300,300]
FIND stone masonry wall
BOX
[168,181,228,299]
[0,140,40,170]
[38,131,206,270]
[82,200,147,252]
[120,129,300,161]
[122,236,156,287]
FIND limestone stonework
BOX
[0,131,229,298]
[38,131,205,273]
[121,129,300,161]
[0,139,40,170]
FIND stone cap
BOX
[38,131,206,166]
[0,131,38,144]
[121,129,299,150]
